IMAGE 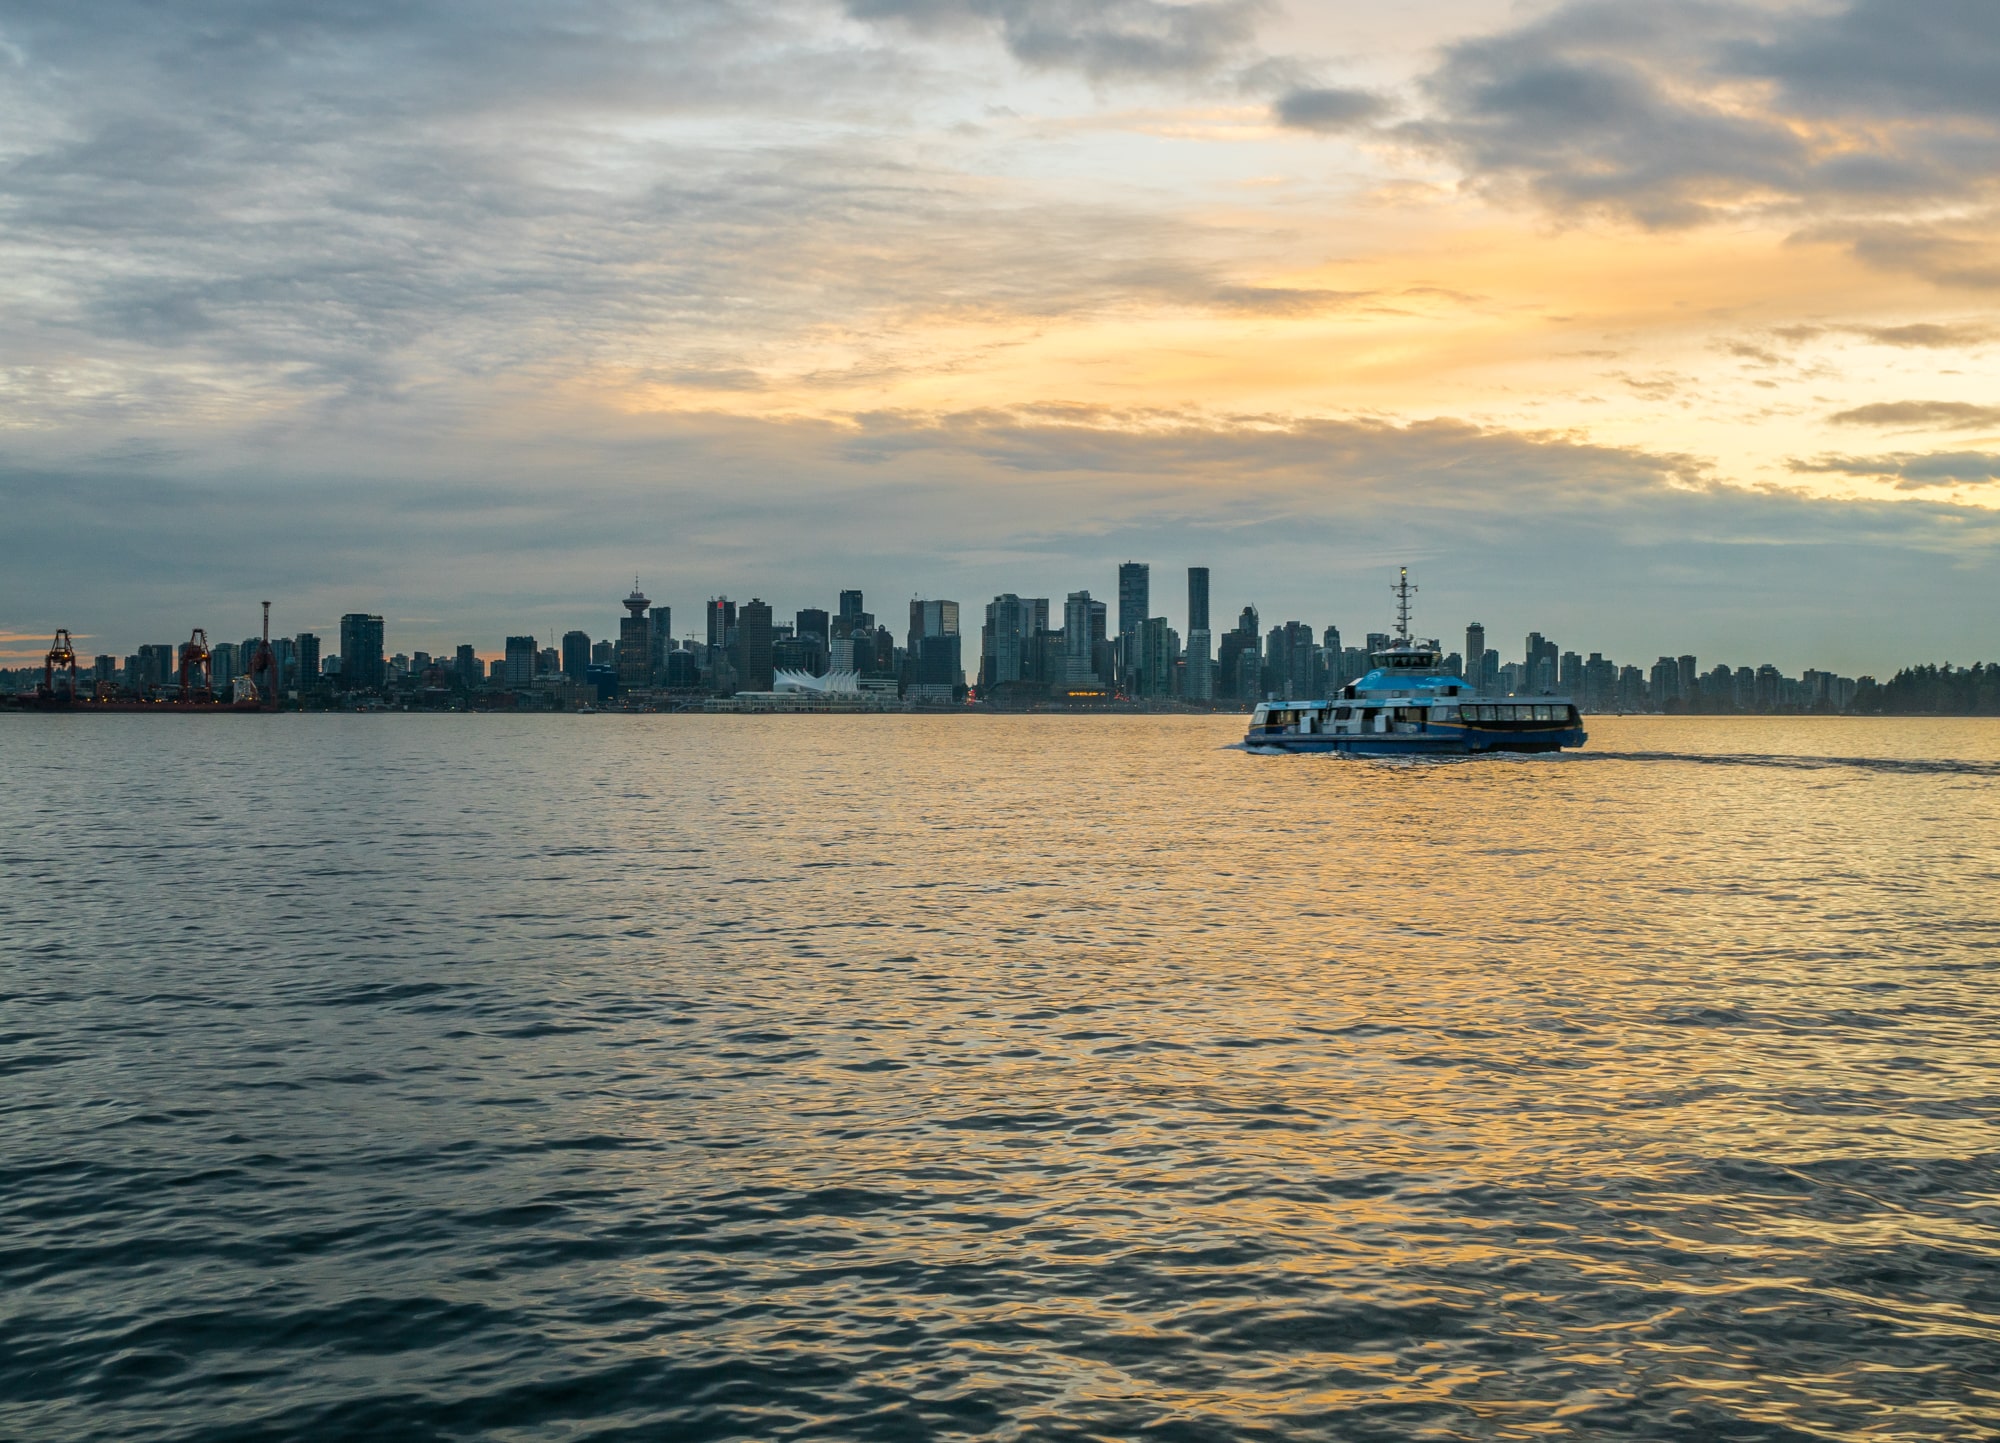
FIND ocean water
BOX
[2,713,1997,1442]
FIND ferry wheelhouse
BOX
[1244,571,1587,756]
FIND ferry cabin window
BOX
[1534,704,1552,721]
[1333,706,1352,720]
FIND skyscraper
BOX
[649,605,672,681]
[505,635,537,689]
[455,644,480,688]
[706,597,735,651]
[562,629,591,679]
[618,582,651,690]
[1187,566,1208,634]
[1465,622,1485,685]
[1117,562,1148,639]
[796,608,829,645]
[1062,591,1099,685]
[339,614,384,691]
[738,599,774,691]
[838,590,865,626]
[980,594,1046,688]
[295,631,320,684]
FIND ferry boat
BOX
[1244,569,1587,756]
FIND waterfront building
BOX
[1677,654,1698,701]
[1218,614,1259,700]
[1185,627,1213,700]
[504,635,536,689]
[1062,591,1100,687]
[211,642,240,688]
[1117,561,1149,685]
[296,632,320,684]
[738,598,775,692]
[1650,656,1680,707]
[454,644,479,688]
[339,614,385,691]
[562,630,591,679]
[1140,616,1176,698]
[980,594,1047,688]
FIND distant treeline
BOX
[1849,663,2000,715]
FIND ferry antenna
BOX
[1393,567,1417,642]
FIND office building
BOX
[1185,627,1213,700]
[455,644,480,688]
[1464,622,1485,686]
[706,597,735,651]
[505,635,537,689]
[1139,617,1177,698]
[562,630,591,679]
[796,608,829,645]
[1187,566,1209,635]
[838,590,865,627]
[295,632,320,684]
[339,614,385,691]
[737,598,774,692]
[980,594,1047,688]
[1061,591,1100,686]
[650,605,672,681]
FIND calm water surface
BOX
[3,715,1997,1441]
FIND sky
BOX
[2,0,1997,673]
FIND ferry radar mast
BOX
[1392,567,1417,642]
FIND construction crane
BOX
[42,629,78,701]
[177,628,213,703]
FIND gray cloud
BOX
[1271,86,1388,134]
[1791,450,2000,489]
[840,0,1264,79]
[1413,0,2000,235]
[7,406,1996,674]
[1829,401,2000,430]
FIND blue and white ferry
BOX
[1245,570,1587,756]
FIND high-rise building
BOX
[838,590,865,626]
[706,597,735,651]
[1187,566,1209,635]
[796,608,829,645]
[505,635,537,689]
[1677,654,1698,702]
[339,614,384,691]
[1140,616,1176,698]
[455,644,480,688]
[737,598,775,692]
[1117,562,1149,637]
[980,594,1047,688]
[1219,613,1260,700]
[562,630,591,679]
[1062,591,1099,685]
[295,632,320,684]
[1185,627,1213,700]
[618,583,651,690]
[1465,622,1485,686]
[650,606,672,681]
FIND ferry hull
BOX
[1249,725,1588,756]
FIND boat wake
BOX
[1582,750,2000,777]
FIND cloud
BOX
[1791,450,2000,489]
[1829,401,2000,430]
[1411,0,2000,238]
[1271,86,1388,134]
[1850,322,1998,349]
[7,404,1998,674]
[841,0,1265,79]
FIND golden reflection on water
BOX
[3,713,1997,1439]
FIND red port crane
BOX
[42,629,78,700]
[178,628,213,703]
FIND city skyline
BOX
[0,2,1997,674]
[7,556,1968,683]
